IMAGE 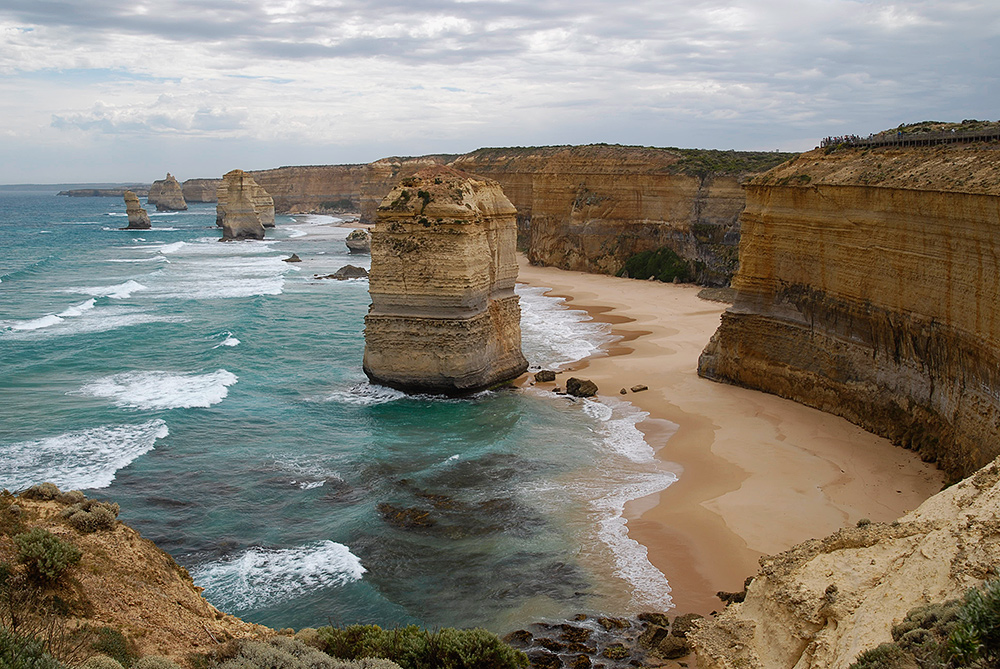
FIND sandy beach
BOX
[516,257,945,615]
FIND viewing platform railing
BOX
[821,127,1000,149]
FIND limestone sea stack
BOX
[219,171,266,241]
[121,190,151,229]
[147,173,188,211]
[363,166,528,394]
[345,228,371,254]
[216,170,275,227]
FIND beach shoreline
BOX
[516,257,945,615]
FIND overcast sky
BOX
[1,0,997,183]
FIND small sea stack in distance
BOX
[120,190,151,229]
[363,166,528,394]
[216,170,275,228]
[219,170,266,241]
[147,172,188,211]
[345,228,371,254]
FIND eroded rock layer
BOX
[691,456,1000,669]
[699,144,1000,479]
[147,173,188,211]
[359,155,456,223]
[250,164,367,214]
[364,166,528,394]
[121,190,151,229]
[216,169,275,227]
[182,177,222,202]
[219,170,266,241]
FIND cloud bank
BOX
[0,0,997,182]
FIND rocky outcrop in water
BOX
[691,456,1000,669]
[345,228,371,254]
[181,178,222,203]
[121,190,151,229]
[147,173,188,211]
[699,143,1000,480]
[216,170,275,228]
[363,166,528,394]
[219,170,266,241]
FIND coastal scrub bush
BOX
[90,628,138,668]
[316,624,528,669]
[61,500,119,533]
[850,643,912,668]
[201,637,401,669]
[948,576,1000,665]
[131,656,181,669]
[0,625,67,669]
[616,247,691,283]
[80,657,125,669]
[13,529,81,584]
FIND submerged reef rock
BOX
[699,143,1000,480]
[216,170,275,228]
[363,166,528,394]
[219,170,266,241]
[147,173,188,211]
[692,456,1000,669]
[346,228,371,254]
[121,190,151,229]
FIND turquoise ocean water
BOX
[0,188,676,632]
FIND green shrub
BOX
[90,628,138,669]
[80,657,125,669]
[19,484,61,502]
[61,500,119,533]
[204,638,401,669]
[131,657,180,669]
[316,625,526,669]
[948,577,1000,665]
[0,625,66,669]
[617,247,691,283]
[13,529,81,584]
[850,643,912,668]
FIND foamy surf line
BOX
[74,369,238,410]
[0,419,168,491]
[192,541,365,611]
[516,283,616,370]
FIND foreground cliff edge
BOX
[699,141,1000,480]
[363,166,528,394]
[691,455,1000,669]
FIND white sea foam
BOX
[0,420,168,491]
[6,314,65,331]
[192,541,365,611]
[582,397,660,464]
[106,256,169,263]
[272,457,343,490]
[325,382,407,406]
[2,307,186,340]
[516,284,616,370]
[68,279,147,299]
[58,299,97,318]
[76,370,238,409]
[286,228,308,238]
[157,241,187,254]
[212,331,241,348]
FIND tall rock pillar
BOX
[363,167,528,394]
[121,190,151,229]
[216,170,275,227]
[219,170,266,241]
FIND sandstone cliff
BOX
[0,487,268,663]
[453,145,793,285]
[363,166,528,394]
[121,190,151,229]
[147,173,188,211]
[359,155,456,224]
[216,170,275,228]
[691,456,1000,669]
[219,170,266,241]
[699,143,1000,479]
[182,178,222,203]
[250,164,367,214]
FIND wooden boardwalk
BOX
[822,127,1000,149]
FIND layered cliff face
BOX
[182,178,222,203]
[219,170,266,241]
[453,145,791,285]
[216,169,275,227]
[363,166,528,394]
[147,173,188,211]
[358,156,456,224]
[699,144,1000,479]
[121,190,151,229]
[691,456,1000,669]
[250,164,367,214]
